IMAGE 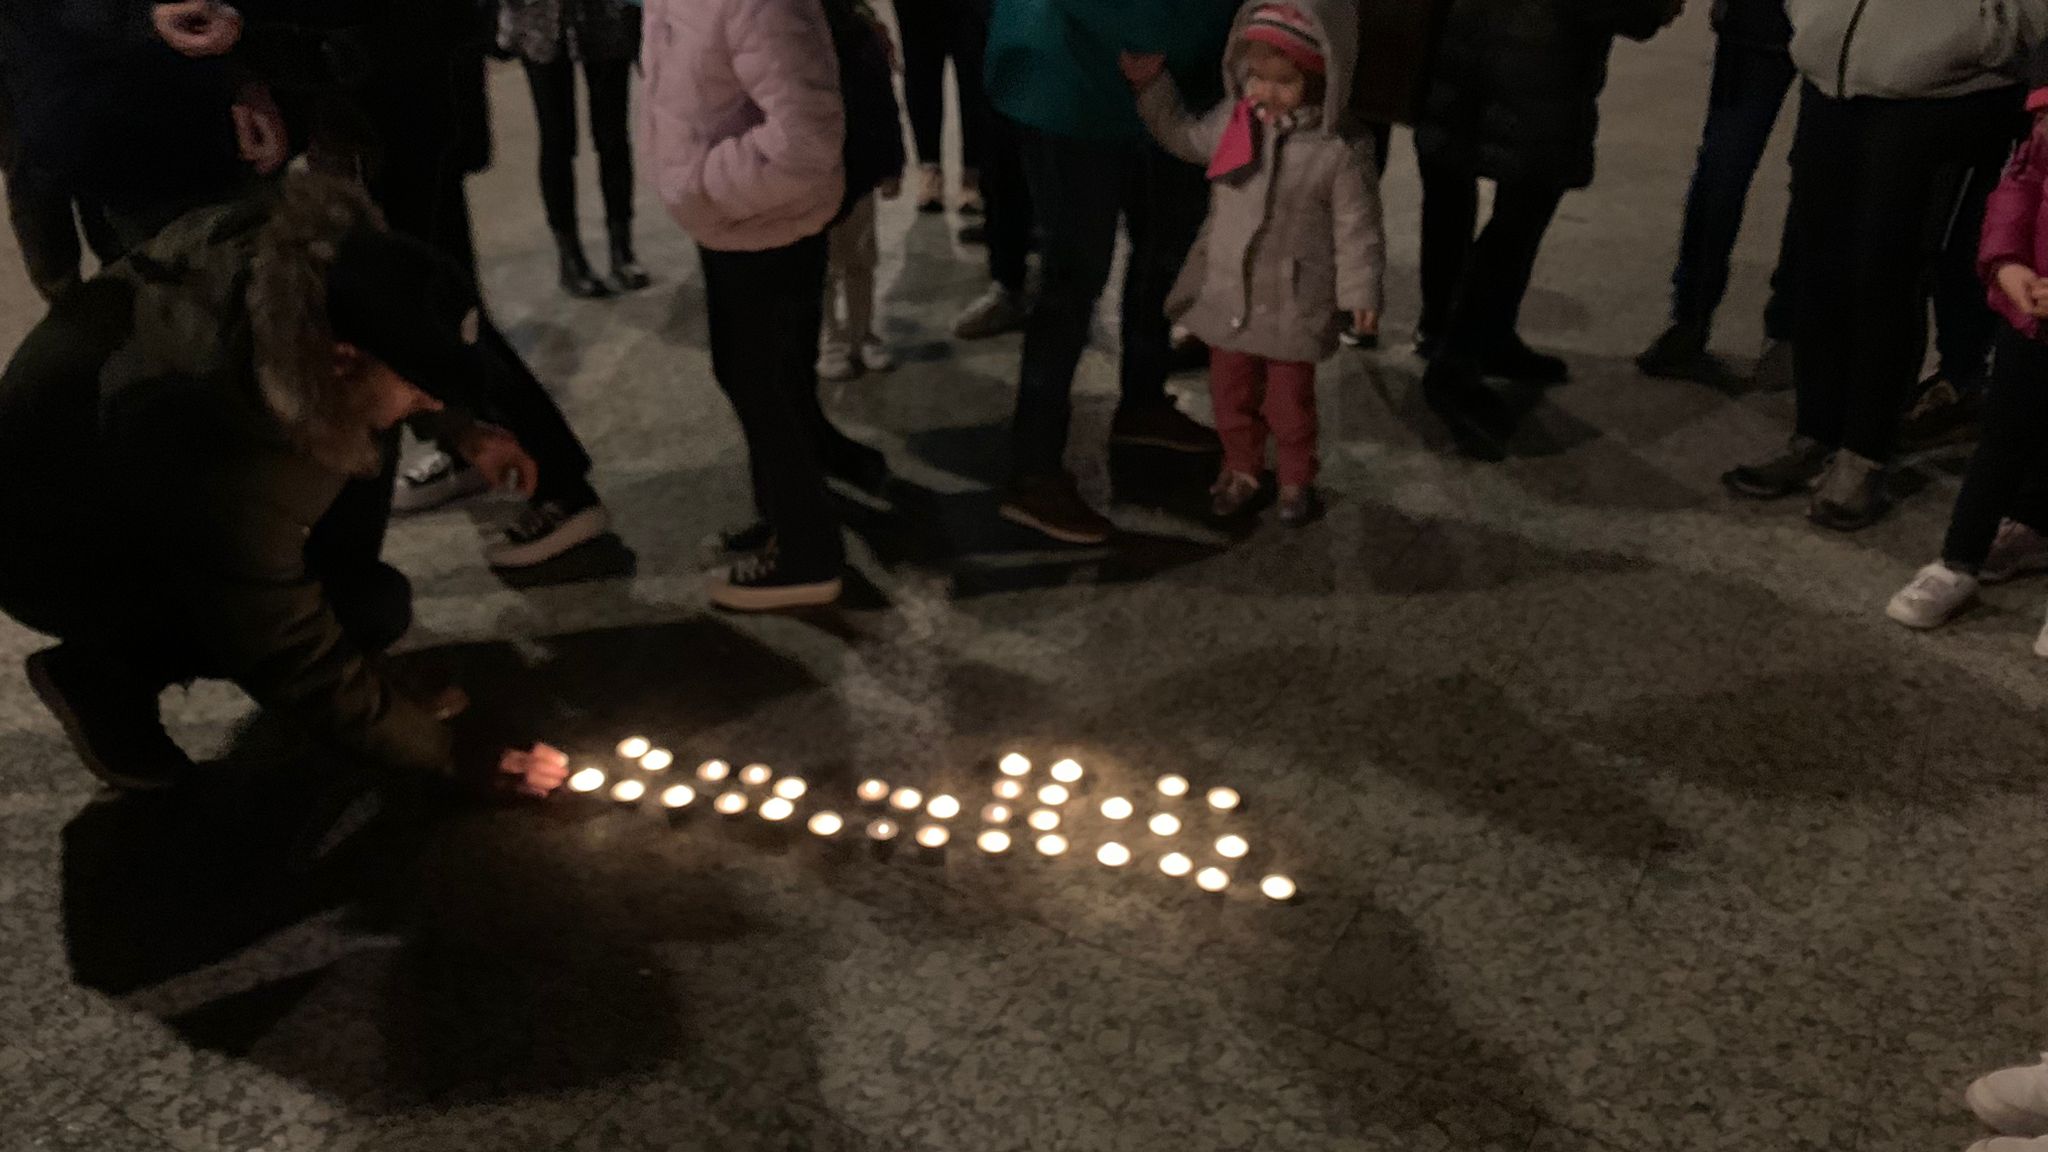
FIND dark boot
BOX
[554,229,611,299]
[25,644,193,791]
[606,221,651,293]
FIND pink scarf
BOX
[1207,98,1260,183]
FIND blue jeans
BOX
[1669,40,1798,339]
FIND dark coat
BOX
[0,175,455,781]
[1415,0,1677,190]
[1711,0,1789,51]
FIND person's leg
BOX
[1761,196,1800,343]
[474,319,599,508]
[1264,360,1320,490]
[1930,115,2023,394]
[1440,178,1565,370]
[522,56,580,234]
[844,195,880,345]
[896,0,946,170]
[1118,139,1210,413]
[982,110,1033,294]
[950,0,987,178]
[1209,348,1270,481]
[1417,156,1479,346]
[584,56,636,231]
[1942,328,2048,567]
[1789,85,1855,451]
[820,215,858,368]
[1010,128,1124,479]
[5,163,86,303]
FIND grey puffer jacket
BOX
[1787,0,2048,99]
[1136,0,1384,365]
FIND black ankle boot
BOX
[607,222,651,293]
[554,230,610,299]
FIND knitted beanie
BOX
[1241,4,1325,75]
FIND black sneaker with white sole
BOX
[393,450,489,514]
[709,551,843,612]
[25,645,193,791]
[485,496,612,568]
[1000,472,1115,544]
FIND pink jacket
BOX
[637,0,846,253]
[1979,93,2048,340]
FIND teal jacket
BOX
[986,0,1240,140]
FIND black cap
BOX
[324,229,487,411]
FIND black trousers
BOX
[1669,40,1799,337]
[1418,158,1565,360]
[895,0,984,171]
[1790,83,2023,463]
[520,54,635,233]
[982,110,1036,293]
[699,234,843,575]
[1942,328,2048,566]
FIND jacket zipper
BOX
[1836,0,1873,98]
[1239,132,1287,324]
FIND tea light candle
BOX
[1049,759,1084,784]
[867,818,900,841]
[1260,875,1298,901]
[808,811,844,837]
[1159,852,1193,877]
[1215,835,1249,859]
[617,737,652,760]
[1027,809,1061,832]
[1206,787,1240,812]
[1148,813,1182,837]
[890,787,923,812]
[772,777,808,801]
[1037,784,1070,806]
[1195,867,1230,893]
[999,753,1032,777]
[993,779,1025,801]
[858,778,890,803]
[568,768,607,794]
[714,791,749,815]
[740,764,774,788]
[1035,834,1069,857]
[660,784,697,809]
[976,829,1012,854]
[981,803,1013,824]
[759,797,795,822]
[610,779,646,803]
[1096,842,1132,867]
[915,825,951,849]
[1157,774,1190,798]
[697,759,732,783]
[640,749,674,773]
[926,794,961,820]
[1099,797,1134,821]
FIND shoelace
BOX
[508,502,564,543]
[730,552,778,584]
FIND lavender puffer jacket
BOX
[637,0,846,253]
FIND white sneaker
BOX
[393,450,488,514]
[1969,1056,2048,1136]
[1969,1138,2048,1152]
[1885,563,1979,630]
[858,336,896,373]
[1983,520,2048,584]
[817,345,859,382]
[484,499,611,569]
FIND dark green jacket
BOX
[0,176,454,780]
[985,0,1239,140]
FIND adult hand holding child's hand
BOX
[1119,52,1166,90]
[1999,263,2048,320]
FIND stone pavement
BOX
[1,10,2044,1152]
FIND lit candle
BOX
[1157,774,1190,798]
[610,779,646,803]
[714,791,749,815]
[640,749,675,773]
[976,829,1012,854]
[857,778,890,803]
[993,779,1025,801]
[617,737,652,761]
[1037,784,1070,807]
[740,764,773,787]
[1099,797,1134,821]
[1026,809,1061,832]
[1260,875,1298,901]
[926,794,962,820]
[999,753,1032,777]
[1049,759,1084,784]
[1159,852,1193,877]
[697,759,732,783]
[1206,787,1240,812]
[660,784,697,809]
[808,811,844,837]
[867,818,900,842]
[772,777,808,801]
[1196,867,1230,893]
[1096,842,1132,867]
[1035,834,1069,857]
[568,767,607,794]
[1148,813,1182,837]
[1215,834,1249,859]
[981,804,1013,824]
[916,825,951,849]
[890,787,923,812]
[759,797,795,822]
